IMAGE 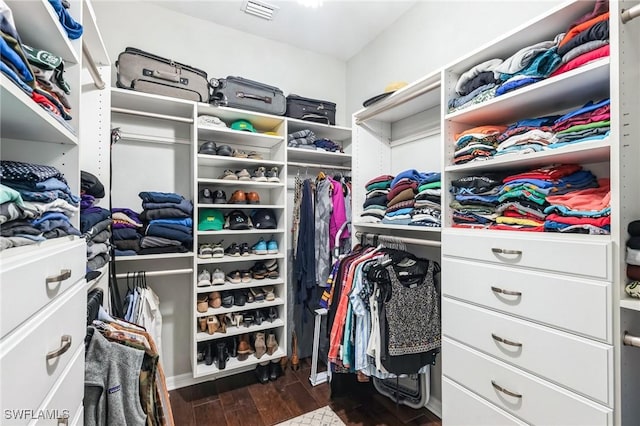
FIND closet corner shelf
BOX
[114,252,194,261]
[5,0,79,64]
[444,58,610,125]
[197,178,285,189]
[197,154,284,168]
[444,138,610,173]
[197,229,285,236]
[197,103,285,132]
[196,319,285,343]
[1,75,78,145]
[82,0,110,66]
[286,118,352,141]
[353,222,441,234]
[194,347,286,378]
[196,253,285,265]
[287,148,352,165]
[195,278,285,293]
[196,203,283,210]
[620,298,640,312]
[111,87,195,119]
[198,126,284,148]
[196,298,284,318]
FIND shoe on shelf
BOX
[252,238,267,255]
[251,167,267,182]
[198,317,208,332]
[269,359,283,381]
[220,169,238,180]
[198,188,214,204]
[262,286,275,302]
[242,313,255,327]
[247,151,263,160]
[207,316,220,335]
[221,291,234,308]
[264,259,279,279]
[255,362,270,384]
[208,291,222,309]
[216,145,233,156]
[251,262,268,280]
[232,149,248,158]
[237,334,254,362]
[204,343,214,366]
[254,332,267,359]
[198,141,217,155]
[213,189,227,204]
[246,192,260,204]
[215,342,229,370]
[239,243,251,257]
[198,244,213,259]
[266,236,278,254]
[224,242,241,257]
[265,167,280,183]
[250,287,265,302]
[227,336,238,357]
[217,314,228,333]
[245,289,255,304]
[211,241,225,258]
[197,294,209,313]
[229,190,247,204]
[211,269,226,285]
[236,169,251,181]
[255,309,266,325]
[268,307,278,322]
[226,270,242,284]
[197,269,212,287]
[266,332,278,356]
[233,290,247,306]
[240,270,252,283]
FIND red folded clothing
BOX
[365,175,394,187]
[503,164,582,183]
[549,45,610,78]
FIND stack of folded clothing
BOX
[138,191,193,255]
[411,173,442,227]
[454,125,507,164]
[450,174,504,229]
[0,160,80,250]
[625,220,640,298]
[288,129,316,149]
[448,59,502,113]
[313,138,342,152]
[359,175,394,223]
[382,169,440,226]
[111,208,144,256]
[495,115,559,157]
[548,98,610,148]
[80,171,111,274]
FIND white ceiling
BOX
[151,0,417,61]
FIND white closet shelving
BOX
[439,1,640,425]
[286,118,353,169]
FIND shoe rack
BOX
[192,104,288,378]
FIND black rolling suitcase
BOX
[285,94,336,125]
[116,47,210,102]
[210,76,286,116]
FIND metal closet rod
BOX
[622,4,640,23]
[623,332,640,348]
[115,268,193,279]
[111,107,194,124]
[355,231,441,248]
[117,131,192,146]
[82,42,106,90]
[288,161,351,171]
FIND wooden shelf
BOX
[286,118,352,141]
[115,252,193,261]
[1,75,78,145]
[287,148,352,166]
[195,278,285,293]
[194,347,286,378]
[197,178,284,189]
[197,154,284,168]
[196,319,284,343]
[196,253,284,265]
[196,298,284,318]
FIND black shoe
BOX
[204,343,214,366]
[212,189,227,204]
[269,359,282,381]
[239,242,251,257]
[255,309,265,325]
[221,291,234,308]
[198,188,214,204]
[268,307,278,322]
[215,342,229,370]
[227,336,237,358]
[197,345,206,363]
[199,141,217,155]
[233,290,246,307]
[225,243,241,257]
[256,362,270,384]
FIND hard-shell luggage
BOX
[285,94,336,125]
[210,76,286,116]
[116,47,210,102]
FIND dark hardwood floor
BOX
[169,358,442,426]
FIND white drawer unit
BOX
[443,338,613,426]
[442,257,611,342]
[442,377,527,426]
[443,298,613,406]
[0,282,86,418]
[442,230,611,280]
[0,239,86,338]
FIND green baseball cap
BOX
[198,208,224,231]
[231,119,256,133]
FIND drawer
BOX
[443,377,526,426]
[442,229,611,280]
[0,283,86,418]
[32,345,84,426]
[443,298,613,405]
[0,238,86,338]
[442,257,611,342]
[443,338,613,426]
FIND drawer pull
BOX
[46,335,72,360]
[491,333,523,347]
[492,248,522,256]
[46,269,72,284]
[58,418,69,426]
[491,286,522,297]
[491,380,522,399]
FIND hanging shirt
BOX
[328,176,350,249]
[315,178,332,285]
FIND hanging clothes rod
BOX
[82,41,106,90]
[622,4,640,23]
[115,268,193,279]
[623,332,640,348]
[111,107,194,124]
[118,131,192,146]
[288,161,351,171]
[355,231,441,248]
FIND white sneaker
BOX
[211,268,225,285]
[197,269,211,287]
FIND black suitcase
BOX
[210,76,286,116]
[285,94,336,125]
[116,47,210,102]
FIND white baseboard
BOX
[426,396,442,419]
[166,373,209,391]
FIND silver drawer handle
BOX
[492,333,523,348]
[46,335,72,360]
[491,380,522,398]
[491,286,522,297]
[46,269,72,284]
[492,248,522,255]
[58,418,69,426]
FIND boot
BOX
[291,330,299,371]
[204,343,214,366]
[215,342,229,370]
[266,332,278,356]
[269,359,283,381]
[254,332,267,359]
[255,361,270,384]
[227,336,238,358]
[237,334,254,361]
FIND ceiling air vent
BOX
[242,0,279,20]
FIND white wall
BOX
[92,1,348,125]
[346,0,564,118]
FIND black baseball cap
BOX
[251,209,277,229]
[225,210,252,230]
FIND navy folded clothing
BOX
[139,207,190,221]
[142,198,193,215]
[112,227,140,241]
[138,191,183,204]
[80,207,111,233]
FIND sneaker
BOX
[226,270,242,284]
[220,169,238,180]
[198,244,213,258]
[252,238,267,255]
[266,237,278,254]
[239,242,251,257]
[197,269,212,287]
[211,241,225,258]
[265,167,280,183]
[211,268,225,285]
[224,242,241,257]
[212,190,227,204]
[240,270,252,283]
[198,188,214,204]
[251,167,267,182]
[236,169,251,181]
